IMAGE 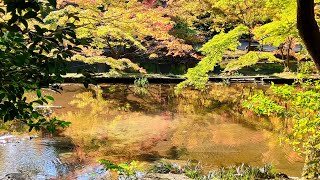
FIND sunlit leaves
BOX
[225,51,282,72]
[253,1,298,45]
[244,82,320,177]
[0,0,78,131]
[49,0,194,73]
[71,55,146,74]
[213,0,270,29]
[243,91,284,116]
[176,25,248,91]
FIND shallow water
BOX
[0,84,306,178]
[0,137,74,179]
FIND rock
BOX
[142,173,191,180]
[0,173,30,180]
[276,173,290,179]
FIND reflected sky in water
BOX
[0,138,71,179]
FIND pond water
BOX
[0,137,74,179]
[0,136,110,179]
[0,83,305,178]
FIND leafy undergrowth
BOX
[100,159,290,180]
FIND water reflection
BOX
[54,84,305,176]
[0,138,74,179]
[0,83,304,178]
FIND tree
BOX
[54,0,193,66]
[175,0,274,90]
[297,0,320,73]
[245,0,301,71]
[212,0,271,51]
[0,0,79,132]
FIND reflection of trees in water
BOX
[101,84,173,113]
[54,84,304,176]
[100,84,255,116]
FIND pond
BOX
[0,83,305,178]
[0,137,74,179]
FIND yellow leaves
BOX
[59,0,105,8]
[75,1,173,49]
[71,55,146,74]
[200,25,249,55]
[253,1,299,47]
[167,0,211,26]
[224,51,282,72]
[52,0,194,72]
[212,0,271,29]
[149,53,159,59]
[176,25,248,91]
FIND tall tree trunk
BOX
[297,2,320,176]
[297,0,320,72]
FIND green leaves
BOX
[28,117,71,133]
[36,89,42,98]
[0,91,5,100]
[45,95,54,101]
[176,25,249,92]
[23,11,38,19]
[0,1,79,132]
[225,52,282,72]
[243,81,320,177]
[48,0,57,8]
[243,91,285,116]
[99,159,144,178]
[99,159,125,172]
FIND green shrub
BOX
[206,164,275,180]
[151,161,184,174]
[99,159,145,179]
[298,61,317,78]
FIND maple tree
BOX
[175,0,275,89]
[177,0,320,89]
[251,0,304,70]
[53,0,194,75]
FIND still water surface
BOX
[0,84,305,178]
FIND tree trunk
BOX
[297,0,320,73]
[247,31,252,52]
[297,2,320,176]
[286,46,290,71]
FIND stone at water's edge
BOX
[0,173,30,180]
[142,173,191,180]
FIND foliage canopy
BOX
[0,0,80,131]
